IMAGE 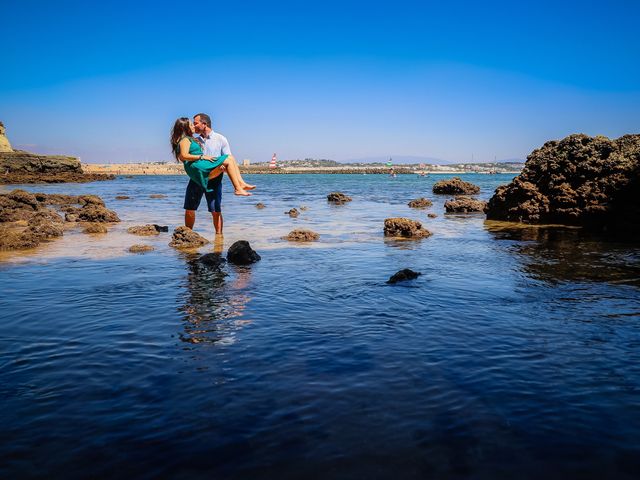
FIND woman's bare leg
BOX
[221,157,251,196]
[207,165,225,180]
[226,155,256,190]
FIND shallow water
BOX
[1,174,639,479]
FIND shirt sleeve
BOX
[220,135,232,156]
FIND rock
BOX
[0,189,40,222]
[153,224,169,232]
[408,197,433,208]
[227,240,261,265]
[78,195,105,206]
[169,226,209,249]
[427,213,438,218]
[149,194,167,199]
[285,208,299,217]
[115,195,130,200]
[0,121,13,152]
[486,134,640,232]
[433,177,480,195]
[198,253,227,268]
[76,205,120,223]
[284,229,320,241]
[0,225,39,250]
[26,211,65,240]
[34,193,79,205]
[327,192,352,204]
[387,268,422,284]
[255,203,266,209]
[83,223,108,234]
[127,224,159,236]
[444,196,488,213]
[384,218,432,238]
[129,244,154,253]
[65,213,78,222]
[299,206,309,211]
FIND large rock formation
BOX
[486,134,640,232]
[0,121,114,184]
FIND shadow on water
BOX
[485,221,640,286]
[176,238,253,346]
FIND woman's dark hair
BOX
[170,117,192,161]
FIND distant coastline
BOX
[82,162,523,176]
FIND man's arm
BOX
[220,135,232,156]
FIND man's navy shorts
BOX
[183,174,224,213]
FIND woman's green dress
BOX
[177,137,228,192]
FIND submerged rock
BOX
[83,223,108,234]
[486,134,640,232]
[327,192,352,204]
[169,226,209,249]
[433,177,480,195]
[227,240,261,265]
[198,253,227,268]
[408,197,433,208]
[299,205,309,211]
[255,202,266,209]
[153,224,169,232]
[444,196,488,213]
[115,195,130,200]
[384,218,432,238]
[149,194,167,199]
[127,224,159,236]
[129,244,154,253]
[284,229,319,242]
[387,269,422,284]
[76,205,120,223]
[427,213,438,218]
[78,195,105,206]
[285,208,299,218]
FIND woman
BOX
[170,117,255,196]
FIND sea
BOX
[1,173,639,479]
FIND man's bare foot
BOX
[234,190,252,196]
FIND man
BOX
[183,113,231,235]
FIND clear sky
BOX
[1,0,639,164]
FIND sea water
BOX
[1,174,639,479]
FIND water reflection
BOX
[178,236,253,345]
[485,221,640,286]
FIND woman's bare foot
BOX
[234,190,252,196]
[242,183,256,190]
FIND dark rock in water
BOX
[83,223,108,234]
[227,240,261,265]
[284,229,319,241]
[327,192,352,204]
[255,202,266,209]
[384,218,432,238]
[387,269,422,284]
[115,195,130,200]
[486,134,640,232]
[127,224,159,236]
[408,197,433,208]
[198,253,227,268]
[285,208,299,218]
[129,244,154,253]
[433,177,480,195]
[444,196,488,213]
[149,194,167,199]
[169,226,209,249]
[427,213,438,218]
[153,224,169,232]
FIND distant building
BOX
[243,159,250,167]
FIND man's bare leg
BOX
[185,210,196,229]
[212,212,223,235]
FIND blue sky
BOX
[1,0,638,163]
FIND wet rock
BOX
[299,206,309,211]
[327,192,352,204]
[444,196,488,213]
[285,208,299,218]
[486,134,640,232]
[198,253,227,268]
[27,210,65,240]
[83,223,108,234]
[408,197,433,208]
[387,268,422,284]
[153,224,168,232]
[227,240,261,265]
[384,218,432,238]
[433,177,480,195]
[115,195,130,200]
[0,225,39,250]
[65,213,78,222]
[0,189,40,222]
[169,226,209,249]
[284,229,320,242]
[127,224,159,236]
[34,193,79,205]
[427,213,438,218]
[255,202,266,209]
[129,244,154,253]
[78,195,105,206]
[76,205,120,223]
[149,194,167,199]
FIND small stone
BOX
[444,196,488,213]
[227,240,261,265]
[327,192,352,204]
[285,208,299,217]
[299,206,309,211]
[129,244,154,253]
[387,269,422,284]
[169,226,209,249]
[127,224,160,236]
[384,218,432,238]
[149,194,167,199]
[284,229,319,242]
[153,224,169,232]
[83,223,108,234]
[255,203,266,209]
[65,213,78,222]
[77,205,120,223]
[115,195,130,200]
[408,198,433,208]
[78,195,105,206]
[433,177,480,195]
[427,213,438,218]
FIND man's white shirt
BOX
[198,131,232,157]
